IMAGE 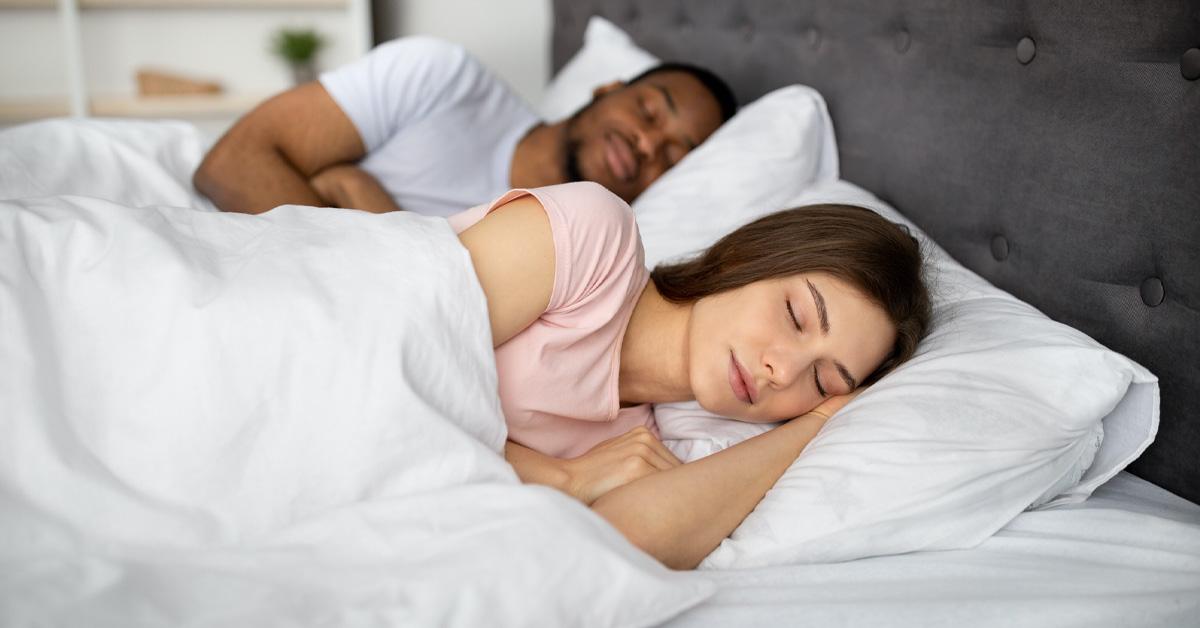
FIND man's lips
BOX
[604,131,637,183]
[729,352,759,405]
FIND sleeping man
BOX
[194,37,737,215]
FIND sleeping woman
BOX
[447,181,930,570]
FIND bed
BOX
[1,1,1198,627]
[545,0,1200,625]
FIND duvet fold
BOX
[0,183,713,627]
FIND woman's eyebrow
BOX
[805,279,830,334]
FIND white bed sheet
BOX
[5,118,1196,628]
[664,471,1200,628]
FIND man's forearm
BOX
[194,138,327,215]
[311,164,402,213]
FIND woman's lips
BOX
[729,352,758,405]
[604,131,636,182]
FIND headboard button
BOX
[806,27,821,50]
[1140,277,1166,307]
[990,235,1010,261]
[1017,37,1037,64]
[1182,48,1200,80]
[895,29,911,54]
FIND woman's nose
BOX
[764,348,805,389]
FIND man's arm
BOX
[310,164,402,213]
[193,82,368,214]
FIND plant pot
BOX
[290,62,317,85]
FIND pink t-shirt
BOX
[448,182,658,458]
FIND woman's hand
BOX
[806,388,864,421]
[562,426,683,505]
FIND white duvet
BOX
[0,120,713,627]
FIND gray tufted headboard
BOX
[552,0,1200,505]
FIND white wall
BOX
[378,0,552,105]
[0,9,69,100]
[0,2,367,135]
[0,0,554,135]
[79,9,362,96]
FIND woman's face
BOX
[687,272,897,422]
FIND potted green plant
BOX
[272,28,325,85]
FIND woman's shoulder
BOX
[526,182,641,262]
[530,183,646,314]
[528,181,635,226]
[447,182,633,235]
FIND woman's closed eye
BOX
[813,364,829,397]
[786,300,802,331]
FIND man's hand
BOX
[309,164,402,213]
[561,426,683,505]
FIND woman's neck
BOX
[619,281,694,405]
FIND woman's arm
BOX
[592,411,829,570]
[506,427,682,505]
[456,194,555,347]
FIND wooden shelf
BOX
[0,93,269,122]
[92,92,268,116]
[0,0,348,8]
[0,0,53,7]
[0,98,70,121]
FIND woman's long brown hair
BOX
[650,204,931,385]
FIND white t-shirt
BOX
[319,37,541,217]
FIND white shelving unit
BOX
[0,0,371,127]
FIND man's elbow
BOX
[192,147,231,209]
[192,158,217,203]
[193,144,257,214]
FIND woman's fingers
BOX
[564,426,683,504]
[630,440,677,472]
[812,387,865,418]
[620,426,683,468]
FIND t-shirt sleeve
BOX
[525,182,646,313]
[447,182,646,314]
[318,36,488,152]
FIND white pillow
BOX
[538,16,659,122]
[632,84,839,268]
[644,179,1159,569]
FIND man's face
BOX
[563,71,724,202]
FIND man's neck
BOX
[509,121,568,189]
[618,282,693,405]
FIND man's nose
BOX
[633,124,666,162]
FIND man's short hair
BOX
[628,62,738,123]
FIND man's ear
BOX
[591,80,625,100]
